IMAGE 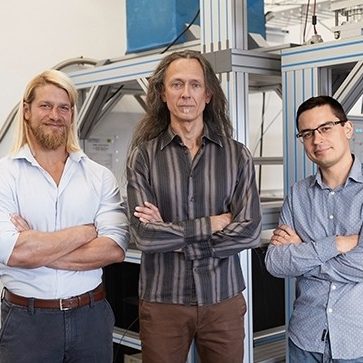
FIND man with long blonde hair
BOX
[0,69,129,362]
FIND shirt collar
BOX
[312,154,363,188]
[159,124,223,150]
[12,144,87,164]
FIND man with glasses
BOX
[265,95,363,362]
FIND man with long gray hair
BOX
[0,69,129,362]
[127,50,261,363]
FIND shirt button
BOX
[328,308,333,313]
[332,285,336,290]
[329,215,334,220]
[330,191,335,195]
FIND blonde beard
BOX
[30,124,68,150]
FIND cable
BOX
[258,92,266,193]
[113,315,140,363]
[160,10,200,54]
[302,0,311,44]
[312,0,318,35]
[252,109,282,157]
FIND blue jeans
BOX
[0,298,115,363]
[289,338,363,363]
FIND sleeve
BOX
[265,190,340,278]
[127,147,213,255]
[305,232,363,283]
[94,167,129,253]
[0,163,21,265]
[185,146,262,259]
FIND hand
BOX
[134,201,163,223]
[336,235,359,254]
[210,212,232,233]
[76,224,98,242]
[10,213,31,232]
[270,224,302,246]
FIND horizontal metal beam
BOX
[69,41,200,89]
[203,48,281,76]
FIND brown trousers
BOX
[139,293,247,363]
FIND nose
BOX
[312,129,324,144]
[181,84,191,98]
[49,106,61,119]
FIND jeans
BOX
[289,338,363,363]
[0,298,115,363]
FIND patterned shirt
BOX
[127,125,261,305]
[265,155,363,360]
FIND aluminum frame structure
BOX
[68,1,282,362]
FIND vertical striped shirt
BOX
[127,125,261,305]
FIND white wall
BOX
[0,0,126,127]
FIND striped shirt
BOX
[127,125,261,305]
[265,156,363,359]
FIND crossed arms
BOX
[8,214,125,270]
[266,218,363,284]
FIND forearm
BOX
[265,236,339,278]
[7,225,96,268]
[47,237,125,271]
[306,239,363,283]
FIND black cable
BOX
[302,0,311,43]
[258,92,266,194]
[312,0,318,35]
[113,315,140,363]
[161,10,200,54]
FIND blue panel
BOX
[247,0,266,38]
[126,0,199,53]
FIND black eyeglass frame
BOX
[295,120,347,142]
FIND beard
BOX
[28,123,68,150]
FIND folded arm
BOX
[127,146,261,259]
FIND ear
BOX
[345,121,354,139]
[161,86,166,102]
[205,90,212,104]
[23,102,30,121]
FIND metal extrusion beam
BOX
[333,61,363,113]
[203,48,281,76]
[78,85,111,139]
[69,41,200,90]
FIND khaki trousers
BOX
[139,293,247,363]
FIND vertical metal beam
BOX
[200,0,248,52]
[200,1,251,361]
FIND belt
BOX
[3,285,106,311]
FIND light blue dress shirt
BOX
[0,145,129,299]
[265,156,363,360]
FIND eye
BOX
[39,103,52,110]
[302,131,313,139]
[319,125,333,134]
[171,81,183,89]
[59,105,71,113]
[191,82,202,89]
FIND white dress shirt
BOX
[0,145,129,299]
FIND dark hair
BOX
[296,96,347,130]
[130,50,233,150]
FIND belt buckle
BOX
[59,299,71,311]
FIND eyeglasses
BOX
[296,120,347,143]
